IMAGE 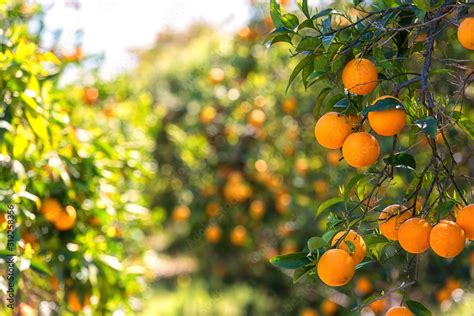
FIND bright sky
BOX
[39,0,253,77]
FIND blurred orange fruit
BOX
[342,58,378,95]
[430,220,465,258]
[321,299,338,315]
[326,151,341,166]
[83,87,99,105]
[208,67,225,84]
[200,106,217,124]
[282,97,297,113]
[355,276,373,295]
[248,109,266,128]
[54,205,77,231]
[317,249,355,286]
[206,202,221,217]
[300,307,319,316]
[172,205,191,222]
[205,224,222,243]
[369,298,386,313]
[230,225,247,246]
[68,291,90,313]
[40,198,63,223]
[249,200,266,220]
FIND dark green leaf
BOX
[296,37,320,52]
[437,200,456,219]
[270,0,284,28]
[344,174,367,203]
[355,261,374,270]
[298,19,315,30]
[384,152,416,170]
[265,34,292,47]
[413,0,431,12]
[316,197,344,217]
[297,0,311,19]
[286,55,313,92]
[322,230,337,244]
[270,252,311,269]
[281,13,299,29]
[312,8,336,20]
[307,237,328,252]
[313,86,332,118]
[293,265,314,283]
[406,300,432,316]
[415,116,437,139]
[362,97,404,115]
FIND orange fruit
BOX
[369,298,386,313]
[321,299,338,315]
[172,205,191,222]
[355,276,373,295]
[83,87,99,105]
[398,217,432,254]
[436,288,451,302]
[368,96,406,136]
[317,249,355,286]
[51,277,60,291]
[457,18,474,50]
[378,204,411,241]
[314,112,358,149]
[313,180,328,198]
[281,240,299,255]
[275,192,291,214]
[342,132,380,167]
[68,291,90,313]
[206,202,221,217]
[249,200,266,220]
[18,303,36,316]
[326,151,341,166]
[300,307,319,316]
[205,224,222,243]
[331,230,366,264]
[445,277,461,292]
[248,109,266,128]
[208,67,225,84]
[200,106,217,124]
[230,225,247,246]
[40,198,63,222]
[385,306,414,316]
[54,205,77,231]
[456,204,474,240]
[430,220,466,258]
[282,97,297,113]
[237,26,256,41]
[342,58,378,95]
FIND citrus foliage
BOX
[267,0,474,313]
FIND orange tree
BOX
[266,0,474,314]
[0,1,149,314]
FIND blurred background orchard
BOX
[0,0,473,315]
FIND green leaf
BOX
[453,111,474,139]
[0,250,16,258]
[344,240,356,254]
[30,260,52,276]
[281,14,299,29]
[437,200,456,219]
[297,0,310,18]
[362,97,404,115]
[415,116,437,139]
[296,37,320,52]
[344,174,367,203]
[316,197,344,217]
[313,87,332,118]
[322,230,337,244]
[270,252,311,269]
[413,0,431,12]
[307,237,328,252]
[312,8,336,20]
[384,152,416,170]
[286,55,313,92]
[265,34,292,47]
[355,261,374,270]
[406,300,432,316]
[321,34,335,50]
[293,265,314,283]
[270,0,284,28]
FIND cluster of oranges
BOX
[379,204,474,258]
[40,198,77,231]
[315,58,407,168]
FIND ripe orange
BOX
[355,276,373,295]
[321,299,338,315]
[342,58,378,95]
[205,224,222,243]
[54,205,77,231]
[68,291,90,313]
[369,298,386,313]
[430,220,466,258]
[282,97,297,113]
[331,230,366,264]
[40,198,63,222]
[436,288,451,303]
[300,307,319,316]
[83,87,99,105]
[172,205,191,222]
[457,18,474,50]
[314,112,358,149]
[208,67,225,84]
[342,132,380,167]
[230,225,247,246]
[378,204,411,241]
[368,96,406,136]
[398,218,432,254]
[248,109,266,128]
[317,249,355,286]
[200,106,217,124]
[206,202,221,217]
[456,204,474,240]
[385,306,414,316]
[249,200,266,220]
